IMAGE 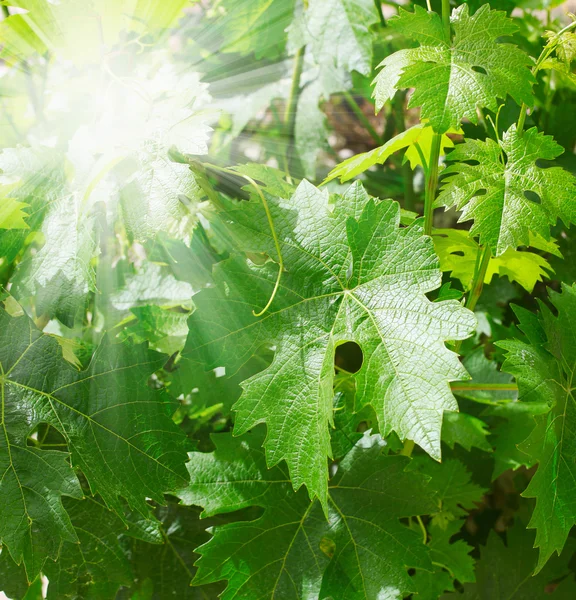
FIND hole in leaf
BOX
[535,158,554,169]
[452,251,466,257]
[472,65,487,75]
[462,159,480,166]
[472,189,487,197]
[335,341,363,374]
[524,190,542,204]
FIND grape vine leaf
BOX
[372,5,534,133]
[442,411,492,453]
[177,430,436,600]
[498,284,576,571]
[437,126,576,256]
[127,503,226,599]
[482,401,548,479]
[0,197,29,230]
[0,547,34,599]
[433,229,558,293]
[297,0,380,76]
[443,523,576,599]
[183,181,475,507]
[0,308,189,579]
[324,124,456,184]
[410,458,485,529]
[41,497,138,599]
[120,144,203,243]
[0,147,66,264]
[412,521,475,599]
[214,0,296,60]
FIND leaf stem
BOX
[450,382,518,391]
[373,0,386,26]
[441,0,451,40]
[416,515,427,544]
[342,90,382,145]
[284,46,305,179]
[204,162,284,316]
[466,245,491,313]
[452,244,491,353]
[423,133,442,235]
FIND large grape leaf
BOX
[498,285,576,571]
[437,126,576,256]
[372,5,533,132]
[177,431,436,600]
[183,181,475,507]
[0,308,189,579]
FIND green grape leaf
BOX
[324,124,456,184]
[120,145,202,244]
[0,547,36,599]
[482,401,548,479]
[442,411,492,453]
[298,0,380,76]
[127,503,225,599]
[109,262,194,313]
[42,497,135,600]
[413,521,475,599]
[0,308,189,578]
[437,126,576,255]
[331,372,375,460]
[0,197,29,230]
[433,228,556,292]
[118,305,190,355]
[183,181,475,507]
[443,522,576,599]
[215,0,296,60]
[498,284,576,571]
[178,431,436,600]
[410,457,485,529]
[373,5,534,133]
[0,147,66,263]
[14,195,98,328]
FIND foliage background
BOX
[0,0,576,598]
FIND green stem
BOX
[423,133,442,236]
[452,245,491,354]
[466,245,491,313]
[204,163,284,316]
[284,46,305,178]
[450,382,518,391]
[342,90,382,145]
[373,0,386,26]
[416,515,427,544]
[393,92,415,211]
[441,0,451,39]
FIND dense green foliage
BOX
[1,0,576,598]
